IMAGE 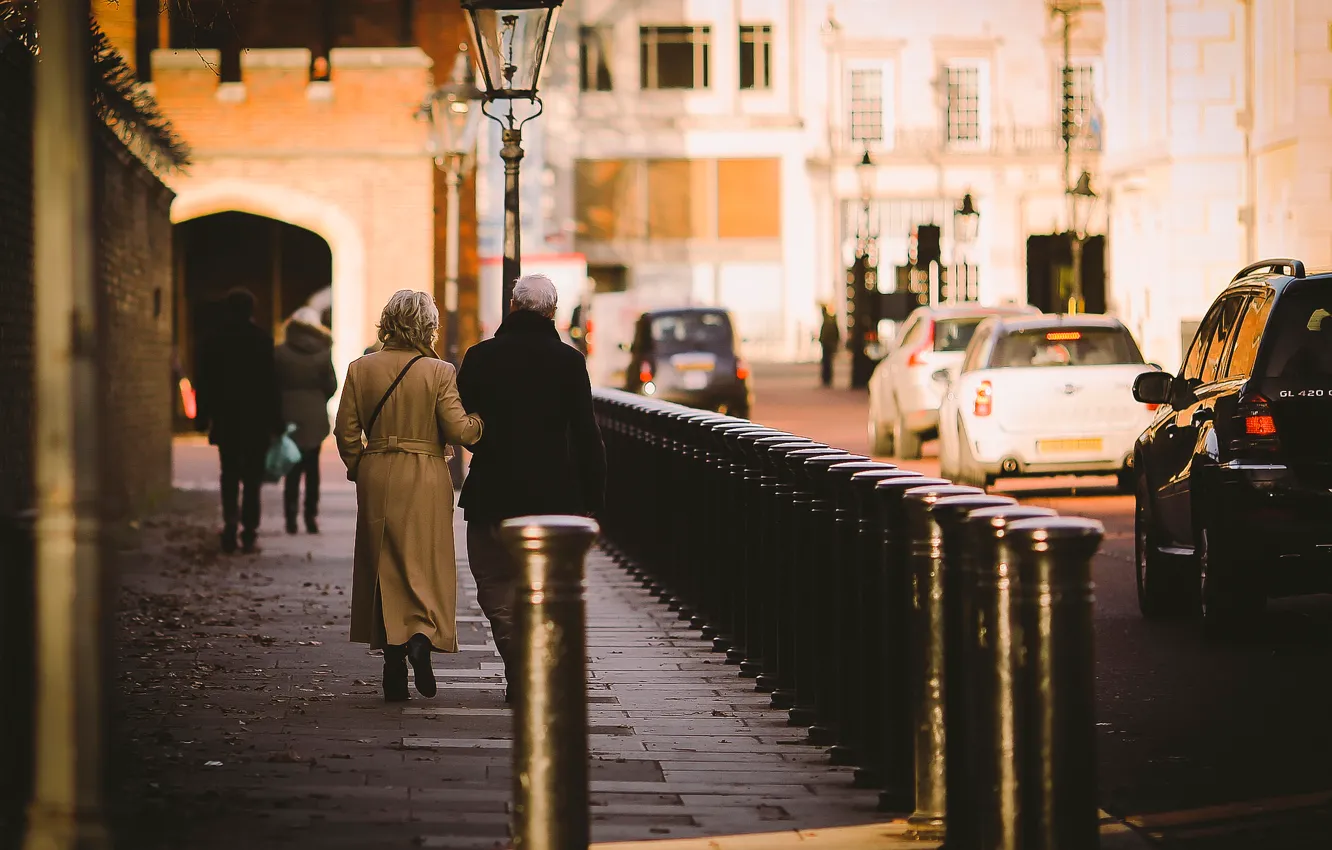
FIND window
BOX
[1222,294,1272,379]
[588,264,628,294]
[739,24,773,90]
[574,160,642,241]
[579,26,613,91]
[1199,296,1245,384]
[717,158,781,239]
[944,62,986,146]
[990,327,1144,369]
[1262,286,1332,378]
[961,326,991,373]
[646,159,710,239]
[641,26,710,89]
[934,318,987,353]
[848,67,885,144]
[650,311,734,353]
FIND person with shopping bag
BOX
[194,288,284,554]
[275,307,338,534]
[334,291,484,702]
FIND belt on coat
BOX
[361,436,453,460]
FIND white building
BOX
[517,0,1107,371]
[1103,0,1332,372]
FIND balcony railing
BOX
[840,125,1101,157]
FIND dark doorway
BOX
[175,212,332,430]
[1025,233,1106,314]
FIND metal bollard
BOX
[1005,517,1104,850]
[900,483,984,839]
[722,426,780,664]
[962,504,1058,850]
[735,430,793,677]
[871,475,949,812]
[501,515,601,850]
[926,494,1019,850]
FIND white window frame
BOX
[845,59,895,151]
[941,58,990,150]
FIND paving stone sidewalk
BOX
[109,442,899,849]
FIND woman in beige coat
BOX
[334,290,483,701]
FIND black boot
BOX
[220,525,238,554]
[406,633,436,698]
[285,515,298,535]
[305,515,319,534]
[240,528,260,555]
[383,646,409,702]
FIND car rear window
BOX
[989,326,1145,368]
[1260,286,1332,378]
[933,318,986,352]
[650,312,733,352]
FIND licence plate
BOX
[1037,438,1103,454]
[682,371,709,390]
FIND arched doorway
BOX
[176,214,333,397]
[170,180,368,396]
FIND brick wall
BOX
[95,134,176,519]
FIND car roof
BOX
[1226,259,1332,295]
[640,307,733,319]
[986,313,1128,332]
[909,304,1039,320]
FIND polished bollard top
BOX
[499,515,601,558]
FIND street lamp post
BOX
[953,193,979,302]
[461,0,563,320]
[849,149,879,389]
[1068,170,1097,314]
[421,48,484,363]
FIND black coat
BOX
[195,316,282,449]
[275,320,337,449]
[457,309,606,523]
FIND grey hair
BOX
[511,273,558,317]
[377,290,439,349]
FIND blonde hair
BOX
[377,290,439,349]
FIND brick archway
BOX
[170,180,367,387]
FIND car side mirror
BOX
[1132,371,1173,406]
[931,368,952,385]
[617,342,630,353]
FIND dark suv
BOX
[623,308,752,418]
[1132,259,1332,632]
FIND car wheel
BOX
[1135,473,1190,619]
[1198,525,1263,638]
[868,418,894,456]
[892,415,923,461]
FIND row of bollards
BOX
[588,389,1105,850]
[496,391,1105,850]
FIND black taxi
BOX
[1132,259,1332,633]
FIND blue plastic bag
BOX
[264,424,302,483]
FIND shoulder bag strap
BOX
[364,354,426,439]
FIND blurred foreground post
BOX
[26,1,108,849]
[501,515,600,850]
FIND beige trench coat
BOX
[334,345,483,651]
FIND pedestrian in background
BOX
[275,307,337,535]
[335,290,484,702]
[819,303,841,387]
[194,287,282,554]
[457,273,606,703]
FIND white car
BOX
[937,314,1160,490]
[867,304,1039,458]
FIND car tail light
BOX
[736,359,751,381]
[638,361,653,383]
[1144,402,1159,413]
[974,380,993,417]
[907,321,935,368]
[1235,392,1279,452]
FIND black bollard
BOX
[900,482,984,840]
[847,468,921,790]
[1005,517,1104,850]
[736,431,795,677]
[501,515,600,850]
[926,493,1018,850]
[722,427,779,663]
[871,475,950,813]
[962,504,1058,850]
[824,460,895,766]
[757,440,827,698]
[774,445,838,714]
[794,452,864,737]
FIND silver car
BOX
[867,304,1039,458]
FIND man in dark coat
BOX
[819,303,841,387]
[457,273,606,699]
[275,307,337,534]
[194,288,282,553]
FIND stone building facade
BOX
[1103,0,1332,370]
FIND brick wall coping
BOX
[327,47,432,69]
[240,48,311,70]
[151,48,221,71]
